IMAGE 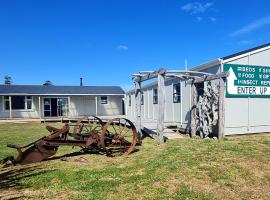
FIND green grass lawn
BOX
[0,122,269,200]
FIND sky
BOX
[1,0,270,91]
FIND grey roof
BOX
[191,42,270,71]
[222,42,270,60]
[0,85,125,95]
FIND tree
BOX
[4,75,12,85]
[43,80,53,86]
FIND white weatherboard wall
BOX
[0,96,40,118]
[0,95,124,119]
[126,77,185,127]
[223,48,270,135]
[70,95,123,117]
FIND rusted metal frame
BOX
[4,116,139,165]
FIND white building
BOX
[0,84,125,119]
[126,43,270,136]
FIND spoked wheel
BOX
[100,118,137,156]
[73,116,104,136]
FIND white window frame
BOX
[128,95,131,106]
[3,96,33,111]
[141,92,144,105]
[100,96,108,105]
[153,88,158,104]
[173,83,181,103]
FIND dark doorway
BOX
[122,99,125,115]
[195,82,204,101]
[51,98,58,116]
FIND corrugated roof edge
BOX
[0,85,125,95]
[191,42,270,71]
[222,42,270,60]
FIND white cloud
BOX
[117,45,128,50]
[196,16,202,22]
[231,15,270,37]
[239,40,253,45]
[181,2,214,15]
[209,17,216,23]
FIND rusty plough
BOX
[3,116,139,165]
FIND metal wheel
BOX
[100,118,137,156]
[73,116,104,136]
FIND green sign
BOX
[224,63,270,98]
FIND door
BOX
[43,97,68,117]
[57,98,68,116]
[51,98,58,116]
[43,98,51,117]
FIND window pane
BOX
[44,98,51,105]
[141,92,144,105]
[4,96,9,100]
[173,95,180,103]
[100,96,108,104]
[27,101,32,109]
[12,96,25,109]
[173,83,181,103]
[5,101,9,110]
[44,105,50,110]
[153,89,158,104]
[129,95,131,106]
[26,96,32,99]
[44,111,51,117]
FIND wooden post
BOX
[190,82,197,137]
[38,96,41,119]
[68,96,71,117]
[9,96,12,119]
[157,70,166,143]
[95,96,98,116]
[218,77,225,139]
[135,79,142,141]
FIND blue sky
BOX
[1,0,270,90]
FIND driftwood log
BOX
[195,82,219,138]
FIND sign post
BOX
[224,64,270,97]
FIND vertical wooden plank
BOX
[135,80,142,141]
[38,96,41,119]
[218,77,225,139]
[95,96,98,116]
[157,73,165,143]
[190,82,197,137]
[68,96,71,117]
[9,96,12,119]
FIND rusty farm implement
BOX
[3,116,139,165]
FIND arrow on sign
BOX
[227,67,238,94]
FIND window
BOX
[4,96,33,110]
[153,88,158,104]
[100,96,108,104]
[141,92,144,105]
[173,83,181,103]
[128,95,131,106]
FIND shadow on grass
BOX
[0,164,54,199]
[47,149,104,161]
[47,147,140,161]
